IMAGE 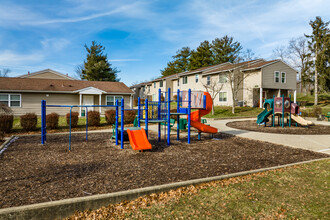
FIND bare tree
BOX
[288,37,313,94]
[224,61,258,114]
[0,68,11,77]
[74,64,84,80]
[272,45,289,62]
[202,77,224,115]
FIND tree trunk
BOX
[232,101,235,114]
[314,48,318,106]
[212,103,214,115]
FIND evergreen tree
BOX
[305,17,330,103]
[81,41,120,81]
[211,35,242,64]
[161,47,191,77]
[189,40,213,70]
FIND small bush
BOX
[46,113,59,129]
[124,110,137,124]
[173,95,178,101]
[88,111,100,126]
[66,112,79,128]
[133,98,145,106]
[313,106,322,117]
[0,114,13,133]
[170,109,177,120]
[105,110,116,125]
[20,113,37,131]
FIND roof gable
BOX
[74,86,106,94]
[18,69,76,80]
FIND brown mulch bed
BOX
[226,120,330,135]
[0,132,328,209]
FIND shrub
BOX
[105,110,116,125]
[88,111,100,126]
[173,95,178,101]
[170,109,177,120]
[133,98,145,106]
[66,112,79,128]
[124,110,137,124]
[312,106,322,117]
[46,113,59,129]
[0,103,13,134]
[20,113,37,131]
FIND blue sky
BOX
[0,0,329,86]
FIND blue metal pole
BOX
[115,100,119,145]
[198,132,201,140]
[273,95,275,127]
[188,89,191,144]
[177,89,180,141]
[69,107,72,151]
[158,89,161,141]
[282,95,284,128]
[41,100,46,144]
[86,107,88,141]
[138,97,141,127]
[145,98,148,138]
[167,87,171,146]
[121,98,124,149]
[203,95,206,109]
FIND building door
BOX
[83,95,94,111]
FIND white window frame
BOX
[154,82,156,88]
[219,92,227,102]
[281,72,286,83]
[206,76,211,85]
[219,74,228,83]
[274,71,280,83]
[195,74,199,83]
[0,93,21,107]
[183,76,188,84]
[106,95,123,106]
[177,79,179,87]
[159,80,163,87]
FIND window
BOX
[195,74,199,83]
[177,79,179,86]
[182,76,188,84]
[106,95,123,106]
[281,72,286,83]
[274,71,280,83]
[219,92,227,102]
[148,86,150,92]
[219,74,228,83]
[206,76,211,85]
[159,80,163,87]
[0,94,21,107]
[154,82,156,88]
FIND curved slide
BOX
[127,128,152,151]
[291,115,313,126]
[190,92,218,134]
[256,108,272,124]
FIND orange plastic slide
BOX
[127,128,152,151]
[190,92,218,134]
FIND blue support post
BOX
[69,107,72,151]
[121,99,124,149]
[272,95,275,127]
[203,95,206,109]
[138,97,141,127]
[177,89,180,141]
[188,89,191,144]
[158,89,161,142]
[282,95,284,128]
[115,100,119,145]
[85,107,88,141]
[198,132,201,140]
[41,100,46,144]
[167,87,171,146]
[145,99,148,138]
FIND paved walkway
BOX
[148,117,330,154]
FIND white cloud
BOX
[0,50,44,66]
[41,38,71,51]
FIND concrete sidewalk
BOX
[209,118,330,155]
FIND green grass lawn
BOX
[297,92,330,115]
[129,159,329,219]
[204,106,263,119]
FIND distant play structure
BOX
[40,88,217,151]
[257,95,313,127]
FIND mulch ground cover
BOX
[227,120,330,135]
[0,132,328,209]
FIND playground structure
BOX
[41,88,218,151]
[257,95,313,127]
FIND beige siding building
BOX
[130,59,298,108]
[0,70,134,116]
